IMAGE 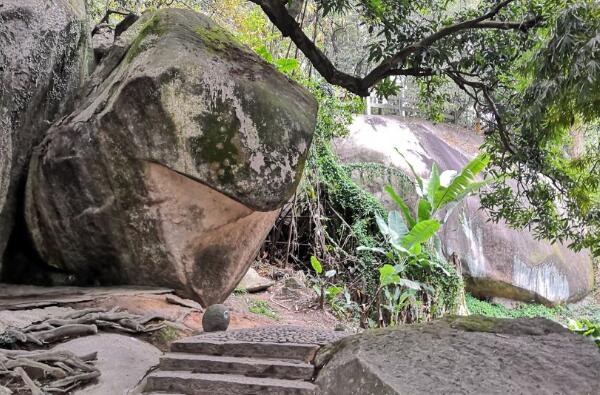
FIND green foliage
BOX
[465,294,561,320]
[255,45,300,74]
[361,155,488,326]
[310,255,323,274]
[248,300,279,320]
[374,77,401,99]
[467,294,600,347]
[481,1,600,255]
[568,319,600,348]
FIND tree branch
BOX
[251,0,365,94]
[249,0,541,96]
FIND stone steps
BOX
[145,371,318,395]
[160,353,315,380]
[170,338,320,362]
[143,326,348,395]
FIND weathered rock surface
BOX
[92,23,114,62]
[25,9,317,306]
[334,115,593,305]
[55,334,161,395]
[315,315,600,395]
[0,0,91,270]
[237,267,274,292]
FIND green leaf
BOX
[255,45,273,63]
[388,211,408,240]
[417,198,432,222]
[384,185,416,229]
[433,154,490,210]
[326,286,344,299]
[357,246,389,255]
[400,219,441,250]
[310,256,323,274]
[375,212,390,238]
[274,58,299,73]
[395,149,424,195]
[426,163,441,205]
[379,264,401,287]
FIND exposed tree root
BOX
[0,350,99,394]
[1,308,171,347]
[1,307,175,393]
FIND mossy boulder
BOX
[0,0,91,271]
[24,8,317,305]
[315,316,600,394]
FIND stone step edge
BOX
[144,393,186,395]
[170,340,320,362]
[145,370,318,391]
[161,352,315,368]
[159,353,315,379]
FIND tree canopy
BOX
[88,0,600,255]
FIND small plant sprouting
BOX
[248,300,279,320]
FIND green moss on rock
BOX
[448,315,498,332]
[195,24,241,52]
[188,96,243,185]
[125,13,166,63]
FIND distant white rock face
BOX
[334,115,593,305]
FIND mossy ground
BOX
[248,300,280,320]
[466,293,600,325]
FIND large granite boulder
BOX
[334,115,593,305]
[25,9,317,305]
[315,316,600,394]
[0,0,91,270]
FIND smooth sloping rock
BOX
[334,115,593,305]
[0,0,91,269]
[315,316,600,395]
[25,9,317,305]
[54,333,162,395]
[237,268,274,292]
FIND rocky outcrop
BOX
[334,115,593,305]
[25,9,317,305]
[315,315,600,394]
[0,0,91,270]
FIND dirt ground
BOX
[0,263,348,352]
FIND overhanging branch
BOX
[249,0,541,96]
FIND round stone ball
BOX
[202,304,230,332]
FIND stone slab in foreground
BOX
[315,316,600,395]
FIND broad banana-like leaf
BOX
[388,211,408,240]
[417,198,432,222]
[400,219,441,250]
[395,148,424,194]
[426,163,441,205]
[375,213,390,239]
[384,185,416,229]
[433,153,490,211]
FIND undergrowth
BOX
[261,80,463,327]
[466,294,562,320]
[248,300,279,320]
